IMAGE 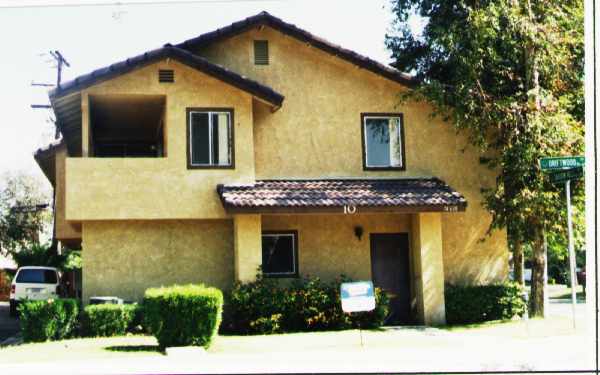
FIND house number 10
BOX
[343,205,357,214]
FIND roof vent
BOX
[158,69,174,83]
[254,40,269,65]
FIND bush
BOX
[18,298,79,342]
[445,282,526,325]
[223,274,390,335]
[143,284,223,349]
[82,304,138,337]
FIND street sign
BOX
[540,156,584,170]
[549,167,584,184]
[340,281,375,313]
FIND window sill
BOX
[263,273,299,279]
[187,164,235,170]
[363,166,406,171]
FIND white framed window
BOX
[187,109,233,168]
[362,114,405,170]
[261,231,298,277]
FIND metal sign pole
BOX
[565,179,577,329]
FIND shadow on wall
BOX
[443,212,508,286]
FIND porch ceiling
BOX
[217,178,467,214]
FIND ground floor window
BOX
[261,231,298,277]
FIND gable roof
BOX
[176,11,417,88]
[49,45,284,108]
[217,178,466,214]
[33,139,64,187]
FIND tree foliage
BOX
[385,0,584,315]
[0,171,52,257]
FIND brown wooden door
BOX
[370,233,411,324]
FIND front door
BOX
[370,233,411,324]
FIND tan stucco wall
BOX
[411,213,445,325]
[261,213,411,281]
[66,60,255,220]
[196,27,508,285]
[233,214,262,282]
[54,143,82,242]
[82,219,234,302]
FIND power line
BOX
[0,0,290,9]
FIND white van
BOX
[9,266,60,317]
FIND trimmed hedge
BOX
[223,274,390,335]
[82,304,138,337]
[445,282,526,324]
[18,298,79,342]
[143,284,223,349]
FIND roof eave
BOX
[220,203,467,215]
[49,46,284,109]
[176,11,419,88]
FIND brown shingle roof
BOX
[217,178,467,214]
[49,46,284,108]
[176,11,417,88]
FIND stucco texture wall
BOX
[262,213,411,282]
[66,60,255,221]
[55,143,82,242]
[196,27,508,285]
[82,219,233,302]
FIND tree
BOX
[0,171,52,258]
[386,0,584,316]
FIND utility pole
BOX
[31,50,70,139]
[49,50,70,88]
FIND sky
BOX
[0,0,422,193]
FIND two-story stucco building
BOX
[34,11,508,325]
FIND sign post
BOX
[539,156,584,329]
[565,179,577,329]
[341,281,376,347]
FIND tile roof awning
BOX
[217,178,467,214]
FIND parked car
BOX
[9,266,61,317]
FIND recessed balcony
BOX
[89,94,166,158]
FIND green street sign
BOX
[540,156,584,171]
[549,167,583,184]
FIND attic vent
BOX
[254,40,269,65]
[158,69,174,83]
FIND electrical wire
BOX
[0,0,293,9]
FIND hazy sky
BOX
[0,0,423,192]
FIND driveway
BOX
[0,302,18,343]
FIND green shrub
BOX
[223,274,390,335]
[445,282,526,325]
[222,273,294,334]
[18,298,79,342]
[82,304,137,337]
[143,284,223,349]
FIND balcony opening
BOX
[89,95,166,158]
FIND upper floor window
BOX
[361,113,405,170]
[254,40,269,65]
[187,108,234,168]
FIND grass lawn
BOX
[0,335,162,364]
[543,284,584,299]
[0,312,585,365]
[442,314,585,338]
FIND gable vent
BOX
[158,69,174,83]
[254,40,269,65]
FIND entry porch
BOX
[218,178,467,326]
